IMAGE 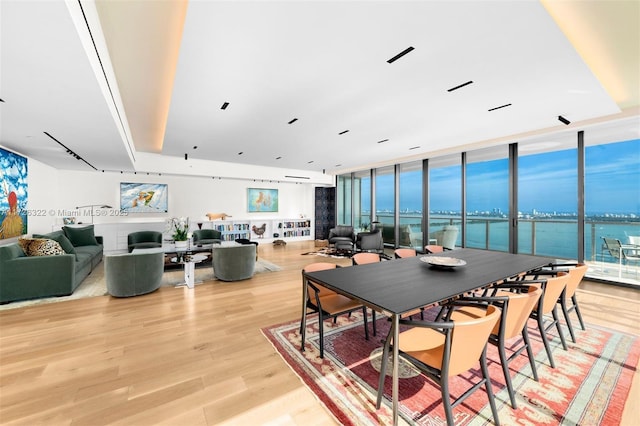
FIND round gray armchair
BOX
[105,250,164,297]
[211,244,256,281]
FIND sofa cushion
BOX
[17,238,65,256]
[63,225,99,247]
[33,232,76,256]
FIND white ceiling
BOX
[0,1,638,176]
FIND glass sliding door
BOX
[375,166,396,246]
[429,154,461,249]
[584,117,640,284]
[399,161,423,249]
[517,134,577,259]
[466,146,509,251]
[336,174,352,226]
[354,170,371,231]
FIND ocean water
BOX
[366,213,640,262]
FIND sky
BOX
[366,139,639,216]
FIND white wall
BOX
[2,147,330,240]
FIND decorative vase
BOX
[175,240,188,250]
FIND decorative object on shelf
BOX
[75,204,112,224]
[247,188,278,212]
[252,223,267,238]
[206,212,232,220]
[168,217,190,242]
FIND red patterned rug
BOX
[262,309,639,425]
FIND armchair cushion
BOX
[62,225,99,246]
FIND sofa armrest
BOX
[95,235,104,245]
[0,254,76,302]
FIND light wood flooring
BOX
[1,241,639,425]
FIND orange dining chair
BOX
[394,248,417,258]
[351,252,382,335]
[376,302,502,425]
[459,285,542,408]
[517,272,570,368]
[424,245,446,254]
[300,262,369,358]
[527,263,588,343]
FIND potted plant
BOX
[168,217,190,248]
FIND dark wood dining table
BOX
[301,248,555,425]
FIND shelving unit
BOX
[209,221,251,241]
[202,218,312,242]
[273,219,312,239]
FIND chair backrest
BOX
[628,236,640,246]
[441,226,459,250]
[448,305,500,376]
[193,229,222,241]
[602,237,622,259]
[303,262,338,298]
[329,226,355,240]
[564,263,588,298]
[425,245,444,254]
[539,272,569,314]
[394,248,417,258]
[352,252,380,265]
[127,230,162,245]
[495,286,542,340]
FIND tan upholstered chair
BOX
[376,303,501,425]
[394,248,417,258]
[300,262,369,358]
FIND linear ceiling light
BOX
[0,98,4,102]
[377,139,389,144]
[221,102,229,110]
[338,130,349,135]
[288,118,298,124]
[387,46,415,63]
[558,115,571,125]
[447,81,474,92]
[409,146,420,150]
[285,175,310,179]
[488,103,512,112]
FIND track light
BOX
[558,115,571,125]
[185,153,188,160]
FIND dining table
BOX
[301,248,555,425]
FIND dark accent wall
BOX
[314,187,335,240]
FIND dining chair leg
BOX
[536,314,556,368]
[371,309,377,336]
[362,307,370,341]
[480,349,501,426]
[551,307,568,350]
[572,294,586,330]
[440,375,454,426]
[522,326,539,381]
[318,312,325,358]
[497,336,517,408]
[560,297,577,343]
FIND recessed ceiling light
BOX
[238,152,243,155]
[377,139,389,144]
[447,81,474,92]
[558,115,571,125]
[221,102,229,110]
[488,103,512,112]
[193,146,198,149]
[338,130,349,135]
[0,98,5,103]
[288,118,298,124]
[307,160,314,164]
[334,164,342,167]
[276,156,282,160]
[409,146,420,150]
[387,46,415,64]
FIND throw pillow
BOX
[17,238,65,256]
[33,233,76,255]
[63,225,98,247]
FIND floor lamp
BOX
[75,204,112,224]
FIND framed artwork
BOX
[0,147,28,239]
[120,182,168,213]
[247,188,278,212]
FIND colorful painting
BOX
[0,147,28,239]
[120,182,168,213]
[247,188,278,212]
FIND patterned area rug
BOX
[0,258,282,310]
[262,310,639,425]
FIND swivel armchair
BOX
[127,231,163,253]
[192,229,222,246]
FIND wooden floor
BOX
[1,241,639,425]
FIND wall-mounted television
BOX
[120,182,168,213]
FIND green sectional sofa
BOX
[0,226,103,304]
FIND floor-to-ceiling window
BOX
[375,166,395,245]
[429,154,461,248]
[354,170,371,230]
[336,174,352,226]
[465,146,509,251]
[399,161,423,249]
[517,134,578,258]
[584,118,640,283]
